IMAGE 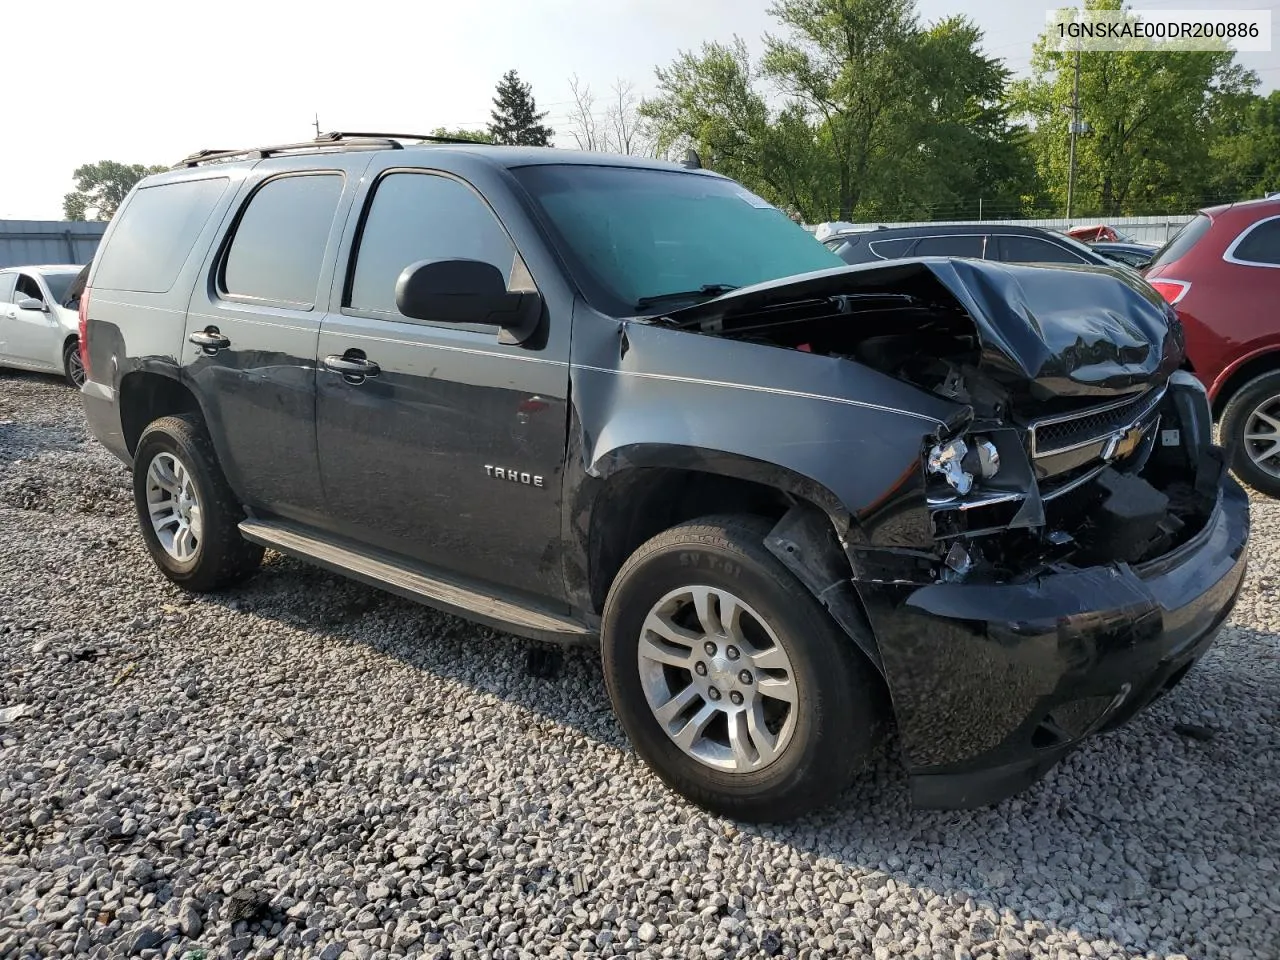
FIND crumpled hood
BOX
[659,257,1182,402]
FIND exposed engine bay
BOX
[653,258,1219,585]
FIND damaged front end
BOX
[654,258,1250,808]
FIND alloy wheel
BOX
[637,585,798,772]
[1244,394,1280,480]
[145,452,203,562]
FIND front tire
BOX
[1220,370,1280,499]
[63,339,84,389]
[132,414,263,591]
[601,514,885,822]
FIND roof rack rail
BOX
[174,130,487,169]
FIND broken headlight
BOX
[926,436,1000,496]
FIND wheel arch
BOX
[1209,347,1280,417]
[580,445,885,675]
[118,370,203,456]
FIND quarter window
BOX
[866,237,916,260]
[1230,217,1280,266]
[348,172,518,318]
[222,173,345,307]
[93,178,229,294]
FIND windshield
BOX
[513,164,843,315]
[41,270,79,306]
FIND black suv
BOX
[823,222,1115,268]
[80,133,1249,821]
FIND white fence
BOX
[810,214,1196,244]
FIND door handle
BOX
[323,352,380,383]
[189,328,231,354]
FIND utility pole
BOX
[1066,46,1081,220]
[313,113,321,138]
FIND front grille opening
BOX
[1030,388,1163,457]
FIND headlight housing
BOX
[926,435,1000,496]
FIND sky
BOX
[4,0,1277,221]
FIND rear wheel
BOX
[63,339,84,389]
[1221,370,1280,499]
[601,514,885,822]
[132,414,263,591]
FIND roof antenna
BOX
[680,148,702,170]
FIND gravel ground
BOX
[1,367,1278,960]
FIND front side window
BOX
[1229,216,1280,266]
[222,173,345,307]
[512,164,842,316]
[348,172,518,317]
[999,236,1087,265]
[15,274,44,305]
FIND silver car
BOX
[0,264,86,387]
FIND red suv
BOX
[1145,197,1280,497]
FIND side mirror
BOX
[16,297,46,312]
[394,259,541,345]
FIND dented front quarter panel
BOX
[565,299,965,556]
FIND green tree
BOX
[429,127,496,144]
[63,161,167,221]
[1208,90,1280,199]
[641,0,1040,223]
[488,70,554,146]
[1010,0,1257,217]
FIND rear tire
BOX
[132,414,263,591]
[1220,370,1280,499]
[63,339,84,389]
[601,514,885,822]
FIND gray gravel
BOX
[2,367,1279,960]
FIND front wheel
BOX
[63,339,84,389]
[601,515,885,822]
[132,414,263,591]
[1220,370,1280,499]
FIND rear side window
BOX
[222,173,345,308]
[998,235,1087,264]
[1148,215,1212,271]
[93,178,229,293]
[867,237,916,259]
[913,234,984,258]
[1228,216,1280,266]
[347,172,517,317]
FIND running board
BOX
[238,519,593,645]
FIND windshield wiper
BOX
[634,284,739,309]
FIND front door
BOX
[6,272,60,368]
[182,154,370,523]
[314,166,570,600]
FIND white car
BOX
[0,264,87,387]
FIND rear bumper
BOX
[81,380,131,466]
[857,476,1249,810]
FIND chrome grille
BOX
[1029,387,1165,458]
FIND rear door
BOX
[313,161,571,599]
[182,154,371,524]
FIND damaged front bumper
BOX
[855,472,1248,809]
